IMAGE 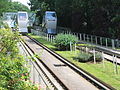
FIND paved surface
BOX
[22,36,98,90]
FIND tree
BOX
[7,1,30,12]
[29,0,120,39]
[0,0,10,15]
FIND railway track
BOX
[19,40,65,90]
[21,35,115,90]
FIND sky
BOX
[12,0,30,8]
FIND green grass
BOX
[29,34,120,90]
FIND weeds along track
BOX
[21,35,115,90]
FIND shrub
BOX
[27,26,34,33]
[0,29,38,89]
[90,53,102,62]
[76,52,92,62]
[55,34,78,50]
[76,52,102,63]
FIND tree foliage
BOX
[29,0,120,39]
[0,0,29,15]
[7,1,30,12]
[0,29,38,90]
[0,0,10,15]
[55,34,78,50]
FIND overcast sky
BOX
[12,0,30,8]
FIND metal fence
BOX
[31,27,120,49]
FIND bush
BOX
[27,26,34,33]
[0,29,38,89]
[76,52,102,63]
[77,52,92,62]
[90,53,102,62]
[55,34,78,50]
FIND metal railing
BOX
[31,27,120,49]
[31,28,120,75]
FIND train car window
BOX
[47,13,56,17]
[19,13,27,20]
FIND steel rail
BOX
[27,35,115,90]
[21,39,68,90]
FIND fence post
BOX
[83,34,86,41]
[102,52,105,68]
[115,56,118,74]
[70,41,72,51]
[113,55,115,74]
[76,33,79,39]
[100,37,102,46]
[106,38,108,47]
[113,55,118,74]
[79,33,82,40]
[112,39,115,49]
[91,35,93,43]
[95,36,98,45]
[93,49,96,64]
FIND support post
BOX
[95,36,98,45]
[79,33,82,40]
[93,49,96,64]
[112,39,115,49]
[115,56,118,74]
[91,35,93,43]
[100,37,102,46]
[70,41,72,51]
[102,52,105,68]
[84,34,85,41]
[106,38,108,47]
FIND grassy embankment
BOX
[29,34,120,90]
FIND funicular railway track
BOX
[21,35,115,90]
[20,39,66,90]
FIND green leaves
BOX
[55,34,78,50]
[0,29,38,89]
[0,29,20,57]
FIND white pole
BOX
[102,52,105,68]
[113,55,116,74]
[95,36,97,45]
[79,33,82,40]
[84,34,85,41]
[100,37,102,46]
[93,49,96,64]
[70,41,72,51]
[112,39,115,49]
[91,35,93,43]
[106,38,108,47]
[115,56,118,74]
